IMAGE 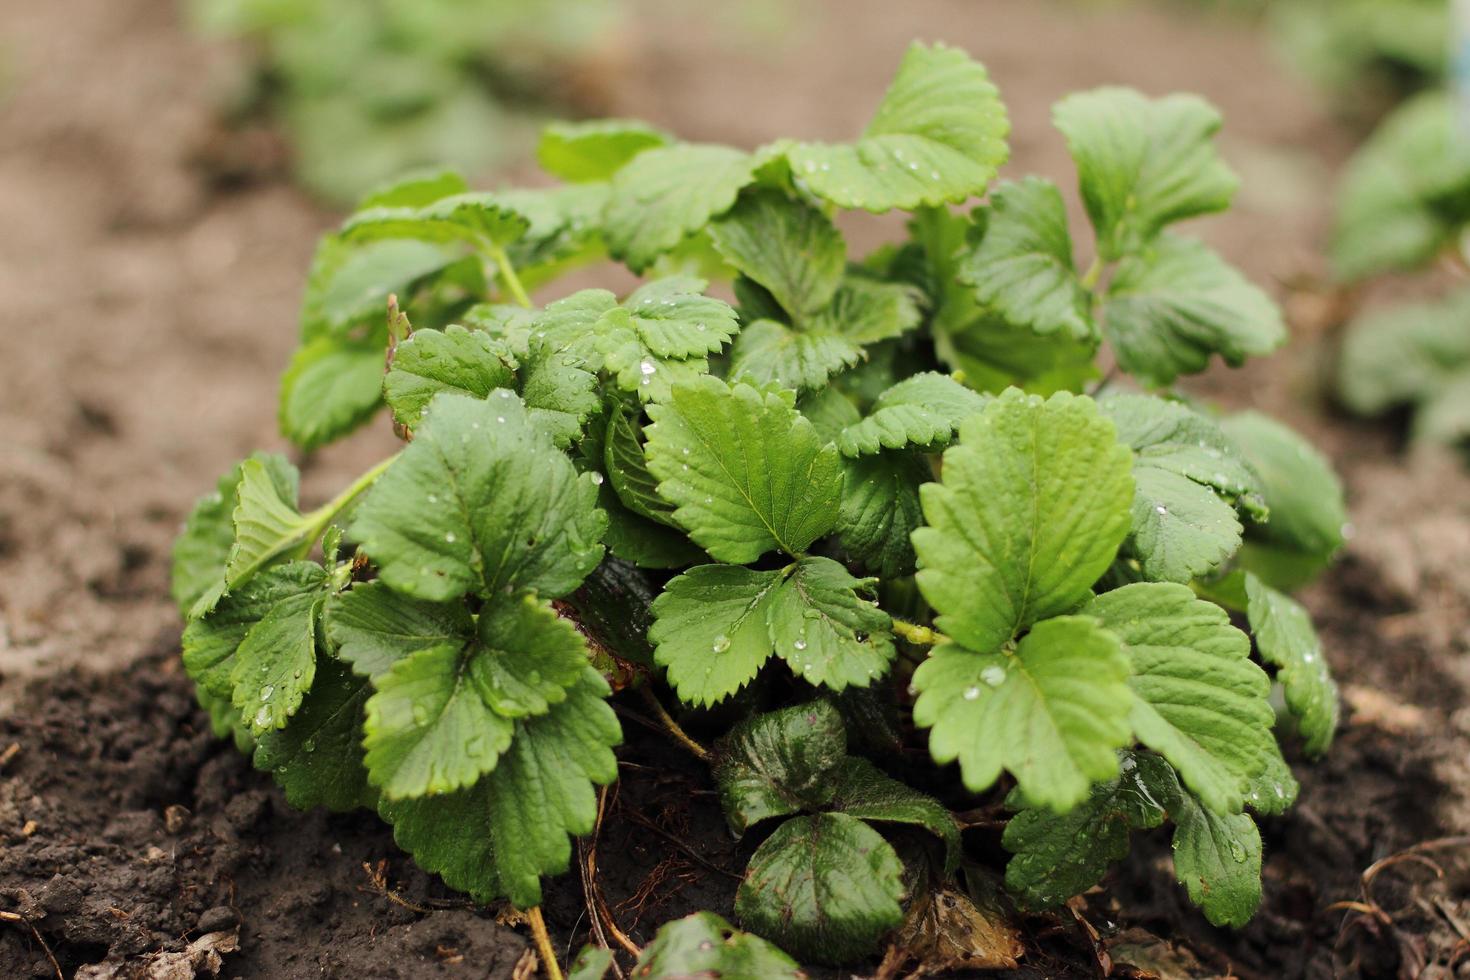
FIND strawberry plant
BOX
[172,43,1347,973]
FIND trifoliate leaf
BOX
[224,456,315,591]
[1338,289,1470,417]
[644,377,842,562]
[786,42,1009,212]
[300,236,456,343]
[807,275,925,344]
[837,371,988,457]
[604,143,755,272]
[727,319,864,391]
[355,170,470,210]
[253,654,375,812]
[961,177,1093,340]
[383,325,517,426]
[1220,412,1346,590]
[838,451,927,579]
[472,594,590,718]
[537,118,671,183]
[1243,573,1339,755]
[912,388,1134,653]
[341,193,530,250]
[711,700,847,835]
[1100,394,1265,583]
[326,582,472,681]
[649,565,784,707]
[1052,88,1237,260]
[913,617,1133,809]
[279,333,387,449]
[767,557,895,691]
[709,188,846,319]
[632,912,803,979]
[230,586,324,735]
[1170,788,1262,927]
[603,401,678,526]
[1003,751,1173,908]
[829,757,961,870]
[1086,583,1275,814]
[350,392,605,602]
[1103,235,1285,386]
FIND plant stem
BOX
[491,245,533,309]
[891,618,944,647]
[526,906,564,980]
[637,686,710,762]
[292,452,401,559]
[1079,255,1103,292]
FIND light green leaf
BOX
[1103,235,1286,386]
[299,236,455,342]
[649,565,784,707]
[727,319,864,392]
[961,177,1093,340]
[341,192,530,249]
[1338,288,1470,417]
[498,183,610,283]
[1415,371,1470,445]
[936,310,1100,396]
[1052,88,1237,259]
[350,392,606,602]
[1087,583,1275,814]
[837,372,988,457]
[326,582,472,681]
[383,325,517,426]
[279,333,387,449]
[798,387,861,446]
[644,377,842,562]
[807,276,925,344]
[1243,573,1339,755]
[1245,739,1299,817]
[230,588,323,735]
[617,277,741,358]
[838,451,927,579]
[470,594,590,718]
[604,143,755,272]
[912,388,1134,653]
[224,457,314,591]
[633,912,802,979]
[253,654,375,812]
[735,812,905,964]
[709,188,846,319]
[767,557,894,691]
[711,700,847,835]
[603,401,678,526]
[519,340,600,449]
[912,617,1133,809]
[787,42,1009,212]
[355,170,469,210]
[537,118,671,183]
[829,757,960,870]
[1171,788,1262,927]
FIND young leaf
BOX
[960,177,1093,340]
[912,617,1133,809]
[644,377,842,563]
[1052,88,1237,260]
[767,557,895,690]
[355,170,470,210]
[1103,235,1285,386]
[837,372,988,457]
[224,456,314,590]
[229,586,324,735]
[603,143,755,272]
[632,912,803,979]
[279,333,388,450]
[603,401,679,527]
[383,325,517,425]
[649,565,784,707]
[537,118,671,183]
[252,654,376,812]
[727,319,864,392]
[838,451,927,579]
[787,42,1009,212]
[1086,583,1275,814]
[349,392,606,602]
[712,700,847,835]
[326,582,473,681]
[1243,573,1339,755]
[709,188,846,319]
[1170,788,1262,927]
[912,388,1134,653]
[829,757,961,870]
[471,594,590,718]
[735,812,905,964]
[341,193,530,250]
[1100,394,1264,583]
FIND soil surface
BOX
[3,0,1469,977]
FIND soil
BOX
[2,0,1469,977]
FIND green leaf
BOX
[1245,739,1299,816]
[603,401,678,526]
[341,192,530,250]
[356,170,470,210]
[829,757,960,870]
[798,387,861,446]
[537,118,671,183]
[837,371,988,457]
[326,582,473,681]
[727,319,864,392]
[1100,394,1265,583]
[806,275,925,344]
[912,388,1134,653]
[568,946,613,980]
[1103,235,1285,386]
[379,779,501,902]
[1052,88,1237,260]
[1220,412,1346,589]
[960,177,1093,340]
[498,183,610,283]
[1086,583,1275,814]
[279,333,387,449]
[616,277,741,358]
[632,912,802,979]
[1171,788,1262,927]
[604,143,755,272]
[709,188,846,319]
[471,594,590,718]
[253,654,376,812]
[735,812,905,964]
[644,377,842,563]
[768,557,895,691]
[1003,751,1173,908]
[838,451,927,579]
[711,700,847,835]
[350,392,606,602]
[581,417,706,570]
[300,236,456,342]
[519,340,600,449]
[224,457,314,591]
[936,311,1100,396]
[229,587,324,735]
[1338,288,1470,417]
[787,42,1009,212]
[1415,371,1470,445]
[649,565,784,707]
[383,325,517,426]
[1243,573,1339,755]
[912,617,1133,809]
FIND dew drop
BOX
[427,493,438,504]
[681,448,690,456]
[639,359,657,376]
[260,684,274,701]
[906,683,919,696]
[1154,504,1168,515]
[590,472,605,485]
[793,639,807,651]
[980,665,1005,687]
[303,738,317,753]
[496,416,506,424]
[962,686,981,701]
[445,532,457,543]
[254,706,271,728]
[1229,841,1248,863]
[411,705,428,726]
[711,634,731,654]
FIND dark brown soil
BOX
[4,0,1470,976]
